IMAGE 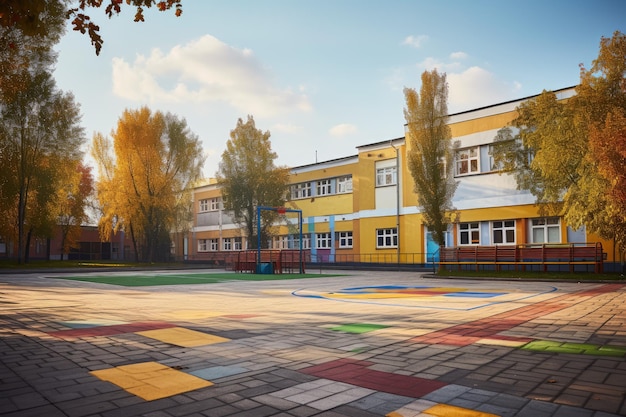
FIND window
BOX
[273,235,290,249]
[291,182,311,199]
[199,199,209,212]
[209,197,221,211]
[338,231,353,248]
[233,237,242,250]
[316,233,332,248]
[337,175,353,193]
[294,234,311,249]
[377,228,397,248]
[492,220,515,244]
[488,145,502,172]
[531,218,560,243]
[456,147,479,175]
[222,237,232,251]
[317,179,332,196]
[459,222,480,245]
[198,238,218,252]
[376,166,397,186]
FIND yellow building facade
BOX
[185,86,621,268]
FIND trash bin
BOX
[256,262,273,274]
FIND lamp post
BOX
[390,140,400,268]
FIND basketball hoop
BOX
[277,207,286,215]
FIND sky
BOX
[52,0,625,178]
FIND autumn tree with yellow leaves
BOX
[404,69,458,248]
[92,107,204,262]
[493,31,626,256]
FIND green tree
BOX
[0,70,85,263]
[92,107,203,262]
[1,0,183,56]
[217,116,290,249]
[404,69,458,247]
[492,31,626,251]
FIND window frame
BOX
[531,217,561,243]
[337,175,353,194]
[199,199,209,212]
[316,179,332,196]
[316,232,332,249]
[337,231,353,248]
[459,222,480,245]
[492,220,516,244]
[376,166,397,187]
[291,182,311,199]
[455,146,480,176]
[376,228,398,248]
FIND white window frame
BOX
[456,146,480,176]
[337,175,353,193]
[459,222,480,245]
[199,199,209,212]
[292,182,311,199]
[294,234,311,249]
[222,237,232,251]
[209,197,221,211]
[376,166,397,187]
[316,233,332,249]
[376,228,397,248]
[317,179,332,196]
[531,218,561,243]
[338,231,353,248]
[492,220,515,244]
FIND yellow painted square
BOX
[477,338,528,347]
[91,361,213,401]
[424,404,500,417]
[136,327,230,347]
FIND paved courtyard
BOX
[1,269,625,417]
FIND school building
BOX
[180,86,623,272]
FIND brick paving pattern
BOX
[1,269,625,416]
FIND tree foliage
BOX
[217,116,290,249]
[0,69,85,263]
[56,162,94,260]
[0,0,183,56]
[404,69,458,247]
[92,107,204,262]
[492,31,626,251]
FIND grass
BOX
[51,272,343,286]
[437,268,625,281]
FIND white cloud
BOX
[449,51,468,60]
[111,35,312,117]
[273,123,303,134]
[447,66,522,113]
[402,35,429,48]
[329,123,357,137]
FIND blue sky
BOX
[53,0,625,177]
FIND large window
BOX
[291,182,311,199]
[199,199,209,212]
[456,147,479,176]
[209,197,221,211]
[531,218,560,243]
[459,222,480,245]
[376,166,397,187]
[317,179,332,196]
[294,234,311,249]
[316,233,332,248]
[198,238,219,252]
[492,220,515,244]
[337,175,353,193]
[338,231,353,248]
[376,228,397,248]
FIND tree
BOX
[0,70,85,263]
[492,31,626,251]
[404,69,458,247]
[56,162,94,260]
[1,0,183,56]
[92,107,203,262]
[217,116,290,249]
